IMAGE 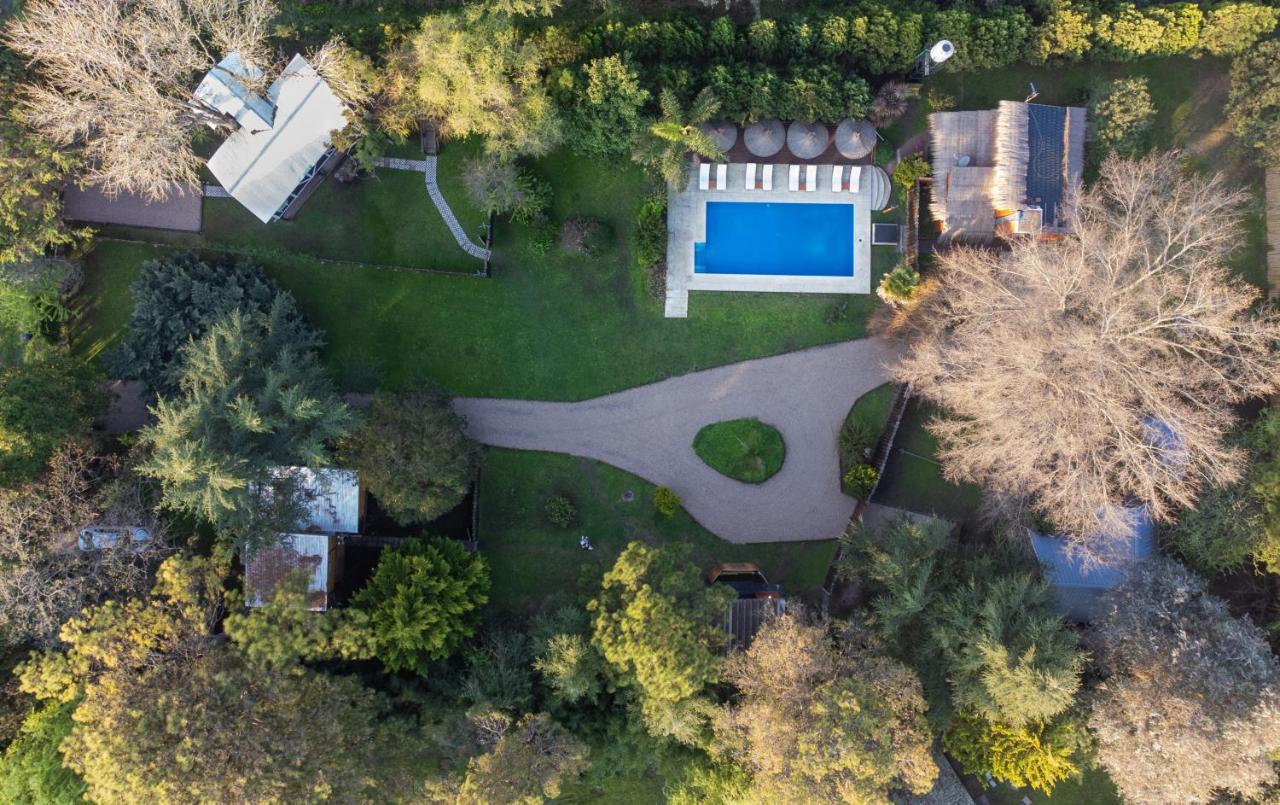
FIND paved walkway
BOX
[1266,169,1279,299]
[455,338,901,543]
[374,156,490,261]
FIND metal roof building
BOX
[244,533,336,611]
[194,53,349,223]
[1029,505,1156,623]
[270,466,362,535]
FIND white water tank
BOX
[930,40,955,65]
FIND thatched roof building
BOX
[929,101,1085,243]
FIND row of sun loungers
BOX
[698,163,862,193]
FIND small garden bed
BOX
[839,384,896,496]
[693,418,785,483]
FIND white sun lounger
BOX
[762,164,773,190]
[805,164,818,192]
[847,165,862,193]
[715,163,727,190]
[698,163,710,191]
[745,163,757,190]
[788,165,800,191]
[831,165,843,193]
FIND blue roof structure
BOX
[1025,104,1067,226]
[1030,505,1156,622]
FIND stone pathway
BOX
[455,338,901,543]
[374,156,490,261]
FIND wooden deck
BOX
[1267,169,1280,298]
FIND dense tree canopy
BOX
[455,712,589,805]
[565,56,648,160]
[588,542,731,741]
[1088,77,1155,158]
[713,613,938,803]
[1089,558,1280,803]
[1227,40,1280,165]
[137,307,352,544]
[111,254,301,396]
[339,387,481,526]
[17,556,420,804]
[0,701,84,805]
[383,13,560,157]
[0,355,102,486]
[353,536,490,675]
[897,154,1280,546]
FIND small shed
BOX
[270,466,363,534]
[194,52,349,223]
[1029,505,1156,623]
[244,533,338,611]
[725,598,785,649]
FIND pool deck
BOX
[665,163,873,318]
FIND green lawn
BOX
[872,399,984,524]
[477,449,835,616]
[76,148,885,399]
[693,418,785,484]
[95,138,488,274]
[986,766,1121,805]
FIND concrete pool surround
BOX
[665,162,883,318]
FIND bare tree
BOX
[1088,558,1280,803]
[0,441,170,650]
[6,0,278,199]
[896,153,1280,552]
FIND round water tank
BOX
[930,40,955,63]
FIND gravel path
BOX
[455,338,901,543]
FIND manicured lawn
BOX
[693,418,785,484]
[95,137,488,274]
[77,148,886,399]
[872,398,984,524]
[477,449,835,616]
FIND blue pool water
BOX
[695,201,855,277]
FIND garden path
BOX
[455,338,901,543]
[373,156,490,260]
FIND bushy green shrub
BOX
[0,355,103,485]
[843,464,879,498]
[632,196,667,270]
[0,259,81,336]
[654,486,681,516]
[568,55,648,160]
[892,154,931,193]
[544,495,576,528]
[839,418,875,467]
[1090,78,1156,158]
[944,711,1083,795]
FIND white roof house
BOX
[193,52,349,223]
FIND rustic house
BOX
[928,101,1085,243]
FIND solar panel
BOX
[1026,104,1067,226]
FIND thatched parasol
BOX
[786,121,830,160]
[743,119,785,157]
[699,120,738,152]
[835,118,877,160]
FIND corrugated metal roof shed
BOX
[725,598,785,649]
[271,466,361,534]
[1030,505,1155,622]
[244,532,331,610]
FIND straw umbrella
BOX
[835,118,877,160]
[743,119,785,157]
[699,120,738,153]
[787,121,830,159]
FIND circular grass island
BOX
[692,418,786,484]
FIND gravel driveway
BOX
[455,338,900,543]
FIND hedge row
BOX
[579,1,1280,76]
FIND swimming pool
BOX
[694,201,855,277]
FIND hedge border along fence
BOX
[576,1,1279,81]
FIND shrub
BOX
[654,486,681,516]
[877,262,921,307]
[840,419,876,467]
[892,154,931,193]
[0,356,103,486]
[1089,78,1155,158]
[0,259,81,336]
[944,711,1083,795]
[633,196,667,271]
[843,464,879,498]
[559,218,613,256]
[464,159,552,223]
[339,386,482,527]
[544,495,576,528]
